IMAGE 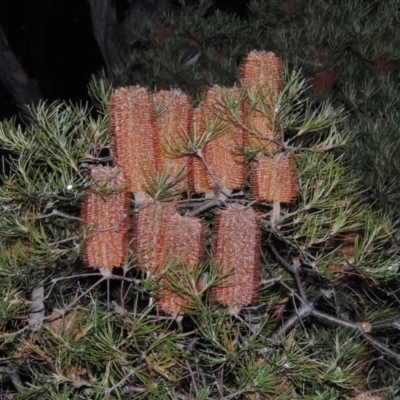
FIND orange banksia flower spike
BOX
[81,166,130,270]
[239,50,284,153]
[211,207,261,308]
[156,213,205,314]
[251,153,298,203]
[188,87,246,194]
[110,86,157,195]
[240,50,284,93]
[132,199,176,272]
[202,86,246,192]
[153,89,192,191]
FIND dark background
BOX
[0,0,248,120]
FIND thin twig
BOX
[311,309,400,362]
[260,276,282,286]
[186,198,220,217]
[45,273,104,301]
[186,360,199,397]
[271,302,313,343]
[102,364,145,400]
[34,209,82,221]
[269,243,307,300]
[64,277,107,312]
[371,318,400,330]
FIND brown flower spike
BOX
[251,154,298,203]
[188,86,246,194]
[153,89,192,191]
[81,166,130,270]
[132,199,176,272]
[240,50,284,153]
[156,213,205,314]
[211,207,261,307]
[110,86,157,195]
[203,86,246,192]
[132,198,205,314]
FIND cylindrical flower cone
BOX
[81,166,130,270]
[240,51,284,92]
[251,154,298,203]
[110,86,157,195]
[202,86,246,192]
[156,213,205,314]
[188,87,246,194]
[187,107,212,194]
[211,207,261,307]
[153,89,192,192]
[132,199,176,272]
[239,51,284,153]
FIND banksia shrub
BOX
[110,86,157,195]
[251,153,298,203]
[81,166,129,270]
[211,207,261,307]
[156,213,205,314]
[4,3,400,392]
[153,89,192,191]
[240,50,284,153]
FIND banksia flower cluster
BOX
[81,166,129,270]
[240,50,284,153]
[110,86,157,196]
[83,50,298,309]
[211,207,261,307]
